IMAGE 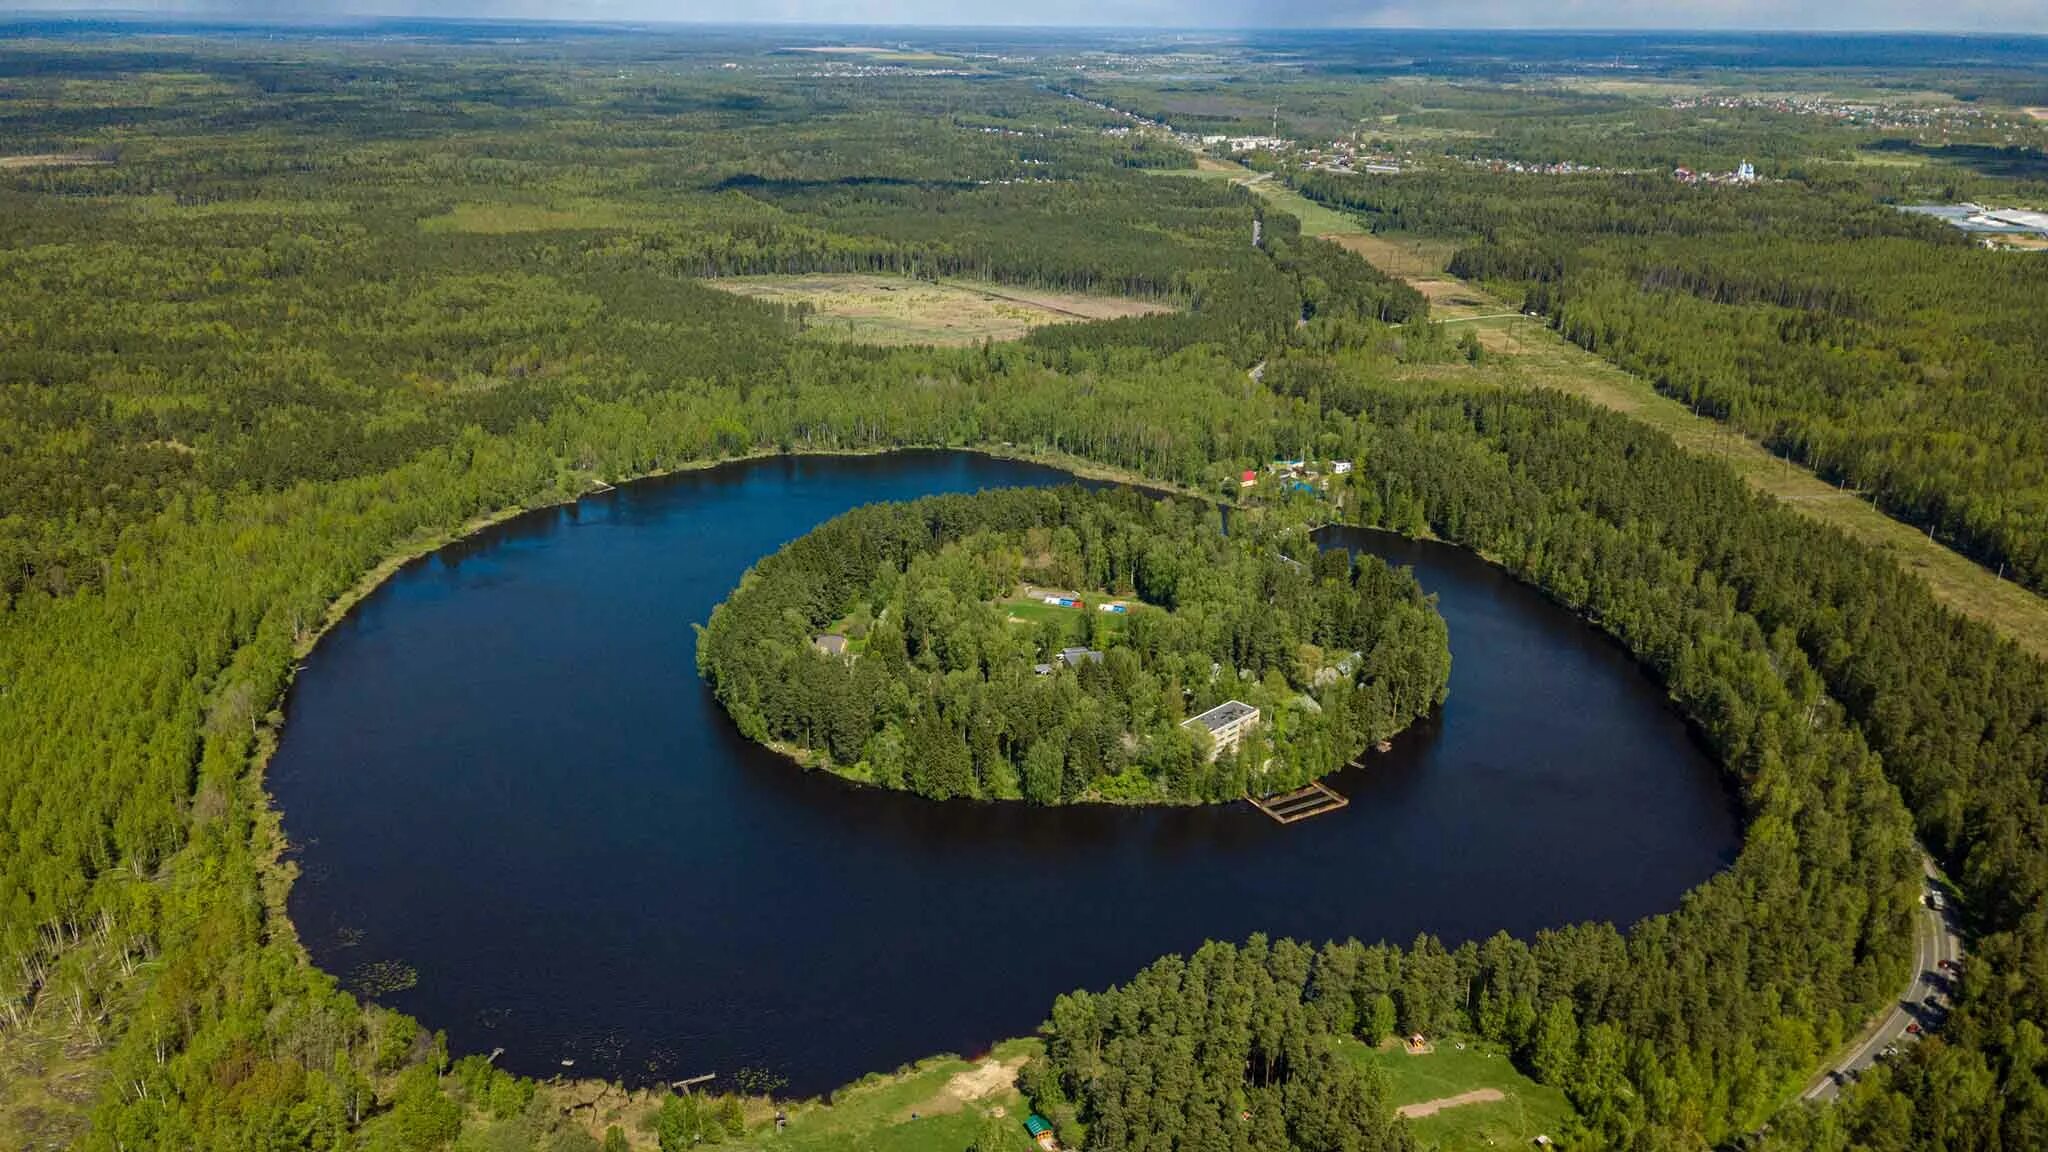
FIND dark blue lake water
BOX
[269,451,1740,1095]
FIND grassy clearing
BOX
[0,153,110,170]
[735,1040,1041,1152]
[1337,1037,1576,1151]
[0,1010,102,1152]
[1153,158,1366,235]
[1338,234,2048,658]
[999,594,1134,646]
[704,274,1173,346]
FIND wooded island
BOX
[697,487,1451,804]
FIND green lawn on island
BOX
[997,595,1139,646]
[1337,1037,1579,1151]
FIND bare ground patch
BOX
[1396,1087,1505,1119]
[2026,107,2048,122]
[0,154,110,171]
[892,1055,1026,1122]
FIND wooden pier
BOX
[1247,780,1350,824]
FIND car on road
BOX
[1907,1021,1923,1035]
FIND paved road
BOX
[1803,857,1963,1102]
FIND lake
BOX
[269,451,1740,1095]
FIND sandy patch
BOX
[894,1056,1026,1122]
[947,1057,1022,1102]
[0,154,110,171]
[2026,107,2048,122]
[1397,1088,1505,1118]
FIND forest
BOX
[1292,166,2048,594]
[697,486,1450,803]
[0,24,2046,1152]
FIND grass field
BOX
[1337,1037,1576,1151]
[999,595,1133,645]
[1325,228,2048,658]
[704,275,1173,345]
[734,1040,1041,1152]
[1151,158,1366,235]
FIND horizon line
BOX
[5,10,2048,38]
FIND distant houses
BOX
[1183,700,1260,761]
[1245,458,1349,495]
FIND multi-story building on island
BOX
[1182,700,1260,762]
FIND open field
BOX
[735,1040,1040,1152]
[1153,158,1367,234]
[1000,594,1135,645]
[1337,1038,1575,1151]
[704,274,1173,345]
[1327,230,2048,657]
[0,153,109,170]
[0,1009,102,1152]
[1325,234,1493,318]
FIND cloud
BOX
[17,0,2048,32]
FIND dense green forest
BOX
[698,486,1449,803]
[1292,167,2048,594]
[2,26,2047,1152]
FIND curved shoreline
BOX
[251,436,1744,1090]
[250,446,1190,952]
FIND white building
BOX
[1183,700,1260,762]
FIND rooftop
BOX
[1184,699,1258,733]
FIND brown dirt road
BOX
[1396,1088,1506,1118]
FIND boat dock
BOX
[1247,780,1350,824]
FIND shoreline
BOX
[240,440,1215,1095]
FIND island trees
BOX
[697,486,1450,804]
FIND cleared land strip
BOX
[1396,1088,1506,1119]
[703,273,1171,346]
[1322,231,2048,658]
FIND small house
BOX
[1331,460,1354,475]
[1239,470,1258,488]
[812,634,849,657]
[1024,1114,1060,1152]
[1061,647,1104,669]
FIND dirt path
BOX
[1397,1088,1505,1118]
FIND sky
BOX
[14,0,2048,33]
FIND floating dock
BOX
[1248,780,1350,824]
